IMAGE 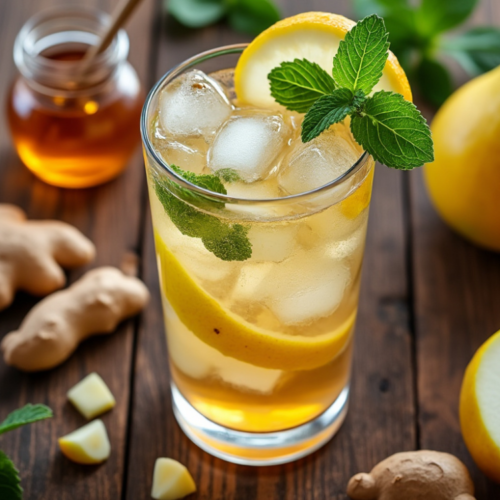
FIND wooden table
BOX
[1,0,500,498]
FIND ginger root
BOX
[1,267,149,371]
[0,204,95,310]
[347,450,476,500]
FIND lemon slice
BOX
[156,233,355,371]
[460,329,500,482]
[235,12,412,110]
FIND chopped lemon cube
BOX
[58,419,111,464]
[67,372,116,419]
[151,458,196,500]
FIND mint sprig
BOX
[0,404,53,500]
[269,59,336,113]
[331,14,389,95]
[154,166,252,262]
[268,14,434,170]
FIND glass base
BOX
[171,383,350,466]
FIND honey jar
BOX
[7,7,143,188]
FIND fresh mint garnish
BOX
[214,168,241,183]
[332,14,389,95]
[302,89,365,143]
[0,404,53,500]
[269,59,336,112]
[267,14,434,169]
[351,91,433,169]
[154,166,252,261]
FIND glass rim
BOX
[141,43,370,205]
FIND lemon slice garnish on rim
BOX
[235,12,412,109]
[155,233,355,372]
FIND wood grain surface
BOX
[0,0,499,499]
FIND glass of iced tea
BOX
[141,45,374,465]
[7,7,143,188]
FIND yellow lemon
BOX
[424,66,500,251]
[155,234,355,371]
[58,420,110,465]
[460,329,500,483]
[235,11,412,109]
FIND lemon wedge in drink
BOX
[156,234,354,371]
[235,12,412,109]
[460,330,500,482]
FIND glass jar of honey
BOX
[7,7,143,188]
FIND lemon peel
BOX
[155,233,355,371]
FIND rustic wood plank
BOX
[125,1,416,498]
[0,0,155,498]
[411,1,500,498]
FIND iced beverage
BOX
[142,49,374,465]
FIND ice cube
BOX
[208,110,290,183]
[248,222,299,262]
[165,302,283,393]
[261,250,351,325]
[165,301,213,379]
[325,223,367,261]
[217,357,283,394]
[231,262,275,302]
[279,127,360,195]
[159,137,208,174]
[159,70,232,137]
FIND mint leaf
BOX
[416,0,477,37]
[351,91,434,169]
[153,168,252,261]
[301,89,359,143]
[268,59,336,113]
[202,224,252,261]
[227,0,281,37]
[332,14,389,95]
[0,404,52,436]
[215,168,241,183]
[168,0,226,28]
[0,451,22,500]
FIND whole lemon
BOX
[424,66,500,251]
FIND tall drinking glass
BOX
[141,45,374,466]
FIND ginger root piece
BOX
[59,419,111,464]
[151,458,197,500]
[0,204,95,310]
[347,450,476,500]
[68,372,116,420]
[1,267,149,371]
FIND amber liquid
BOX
[7,51,143,188]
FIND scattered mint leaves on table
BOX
[167,0,281,36]
[268,14,434,170]
[0,450,22,500]
[353,0,500,106]
[0,404,53,500]
[0,404,53,435]
[154,166,252,261]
